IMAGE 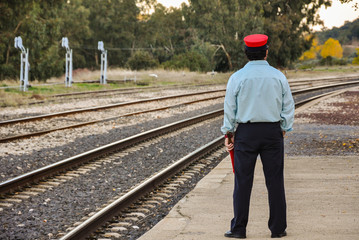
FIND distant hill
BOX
[316,18,359,46]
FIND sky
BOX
[156,0,359,31]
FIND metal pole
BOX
[69,49,73,87]
[24,48,29,91]
[15,36,29,91]
[62,37,72,87]
[100,52,104,84]
[20,52,24,91]
[98,41,107,84]
[65,52,69,87]
[103,50,107,84]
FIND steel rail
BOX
[1,82,357,192]
[292,80,359,95]
[288,75,358,84]
[295,91,339,107]
[60,137,223,240]
[1,81,358,192]
[0,95,224,143]
[0,89,225,126]
[51,84,188,98]
[0,109,223,196]
[1,83,357,238]
[56,84,359,239]
[25,83,224,106]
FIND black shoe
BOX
[271,231,287,238]
[224,230,246,239]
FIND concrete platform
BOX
[139,155,359,240]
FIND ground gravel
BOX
[0,117,223,240]
[0,85,225,120]
[286,90,359,156]
[1,87,358,240]
[0,101,223,182]
[0,92,224,138]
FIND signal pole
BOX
[61,37,73,87]
[14,36,30,91]
[98,41,107,84]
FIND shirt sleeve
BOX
[221,76,238,134]
[280,79,295,132]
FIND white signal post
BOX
[14,36,30,91]
[61,37,73,87]
[98,41,107,84]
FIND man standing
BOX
[221,34,295,239]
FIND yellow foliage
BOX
[353,48,359,65]
[299,36,321,61]
[299,49,316,60]
[320,38,343,59]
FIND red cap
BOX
[243,34,268,47]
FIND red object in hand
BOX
[226,132,235,173]
[229,149,234,173]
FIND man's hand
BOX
[224,136,235,152]
[282,131,286,137]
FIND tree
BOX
[0,0,91,81]
[137,4,190,63]
[262,0,331,67]
[162,50,211,72]
[0,1,65,80]
[83,0,139,68]
[299,36,321,60]
[186,0,264,71]
[352,48,359,65]
[316,18,359,46]
[126,51,158,70]
[320,38,343,59]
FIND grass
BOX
[0,68,231,107]
[0,65,358,108]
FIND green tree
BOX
[162,50,211,72]
[262,0,331,67]
[0,1,65,80]
[126,51,158,70]
[60,0,91,70]
[0,0,91,81]
[186,0,264,71]
[83,0,139,68]
[135,3,192,64]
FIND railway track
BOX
[18,76,359,105]
[0,89,225,125]
[0,81,358,239]
[0,95,224,142]
[57,86,357,240]
[1,80,359,143]
[25,83,223,106]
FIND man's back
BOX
[222,60,293,133]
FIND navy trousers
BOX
[230,122,287,235]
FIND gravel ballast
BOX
[1,87,358,239]
[0,117,223,239]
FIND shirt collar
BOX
[245,60,269,66]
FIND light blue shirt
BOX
[221,60,295,134]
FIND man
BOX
[221,34,295,239]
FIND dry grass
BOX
[0,68,231,108]
[1,66,358,108]
[285,65,359,80]
[46,68,231,86]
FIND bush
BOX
[162,51,211,72]
[353,48,359,65]
[0,64,17,80]
[319,57,348,66]
[126,51,159,70]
